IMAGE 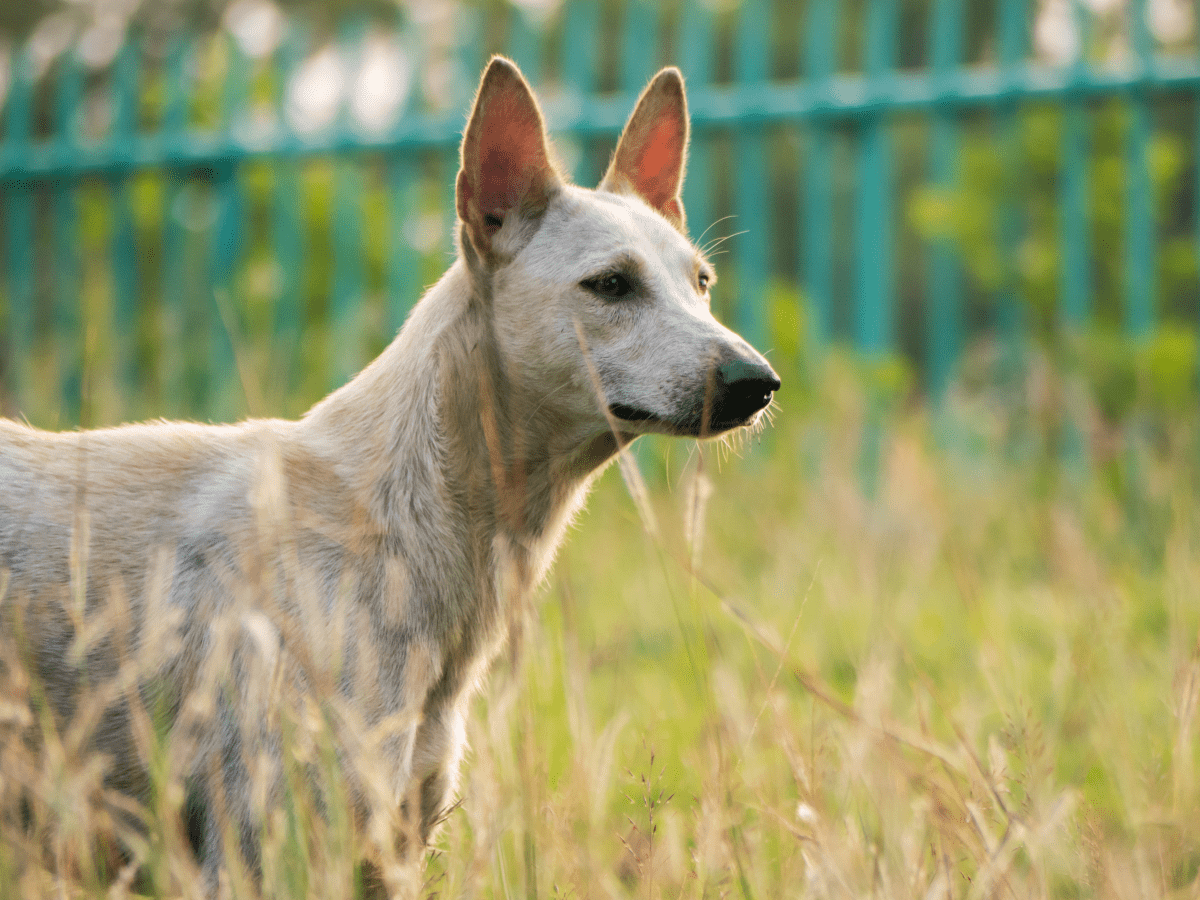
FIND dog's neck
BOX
[304,258,618,595]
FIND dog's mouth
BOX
[608,403,658,423]
[607,403,763,437]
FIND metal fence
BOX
[1,0,1198,426]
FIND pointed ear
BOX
[600,67,689,230]
[456,56,561,261]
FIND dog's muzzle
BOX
[608,356,781,435]
[706,358,780,431]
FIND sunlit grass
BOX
[3,355,1200,898]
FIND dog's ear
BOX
[600,67,688,230]
[457,57,561,260]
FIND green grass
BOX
[425,366,1200,898]
[4,358,1200,898]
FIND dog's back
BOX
[0,419,276,780]
[0,418,302,622]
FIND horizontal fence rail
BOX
[4,63,1200,179]
[1,0,1199,429]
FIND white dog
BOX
[0,56,779,889]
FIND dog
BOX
[0,56,779,890]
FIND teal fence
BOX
[1,0,1199,426]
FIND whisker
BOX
[700,229,749,257]
[694,215,737,248]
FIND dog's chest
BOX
[445,486,588,681]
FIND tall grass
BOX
[3,353,1200,898]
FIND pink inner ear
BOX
[475,95,548,214]
[628,115,684,210]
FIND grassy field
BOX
[3,357,1200,898]
[422,365,1200,900]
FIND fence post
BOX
[560,0,600,184]
[854,0,897,356]
[926,0,965,400]
[619,0,658,93]
[386,26,424,340]
[3,45,35,411]
[802,0,838,349]
[1123,0,1156,551]
[854,0,899,497]
[330,23,367,390]
[732,0,770,352]
[440,8,481,270]
[679,0,715,258]
[1060,4,1092,330]
[1123,0,1154,339]
[110,39,142,415]
[51,49,84,425]
[210,34,248,419]
[159,34,189,418]
[507,3,543,85]
[272,24,307,403]
[996,0,1029,393]
[1059,1,1092,476]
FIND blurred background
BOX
[1,0,1197,452]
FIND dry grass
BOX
[3,359,1200,898]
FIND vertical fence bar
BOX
[442,12,482,258]
[1059,8,1091,330]
[386,150,422,336]
[619,0,658,92]
[560,0,600,183]
[996,0,1029,370]
[330,26,365,390]
[3,46,35,408]
[388,28,427,339]
[802,0,838,347]
[854,0,897,354]
[330,156,364,388]
[1059,2,1092,475]
[456,17,484,216]
[678,0,715,252]
[508,4,543,85]
[926,0,965,399]
[51,50,84,424]
[1122,0,1155,540]
[732,0,770,350]
[209,36,248,418]
[1059,3,1091,329]
[160,35,189,417]
[272,25,307,400]
[110,40,142,412]
[854,0,898,497]
[1123,0,1154,338]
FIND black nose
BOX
[710,358,781,428]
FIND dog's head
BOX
[456,57,779,441]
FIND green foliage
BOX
[910,101,1193,333]
[910,100,1199,428]
[1068,323,1199,424]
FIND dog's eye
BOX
[586,273,633,299]
[698,272,710,292]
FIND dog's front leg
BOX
[410,700,468,845]
[353,642,455,898]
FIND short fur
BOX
[0,57,778,888]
